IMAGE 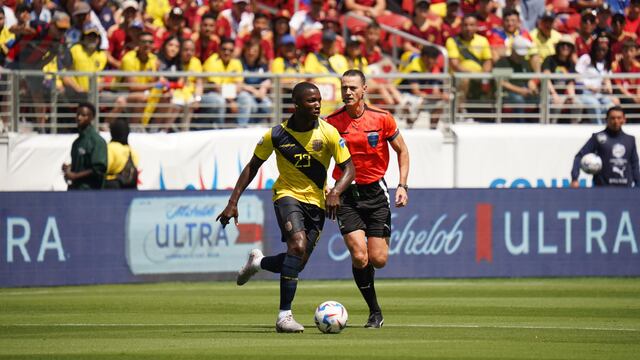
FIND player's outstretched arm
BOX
[390,133,410,207]
[216,155,265,228]
[326,159,355,220]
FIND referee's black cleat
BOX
[364,312,384,328]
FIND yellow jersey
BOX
[174,56,203,102]
[202,55,243,84]
[254,118,351,209]
[120,50,158,85]
[445,34,492,73]
[69,44,107,91]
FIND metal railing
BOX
[2,70,640,134]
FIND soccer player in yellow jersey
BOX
[217,82,355,333]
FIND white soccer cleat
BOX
[276,314,304,333]
[236,249,263,286]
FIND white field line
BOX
[2,323,638,332]
[2,280,621,296]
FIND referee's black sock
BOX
[352,264,381,314]
[260,252,286,273]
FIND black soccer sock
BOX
[260,252,286,273]
[352,264,381,314]
[279,254,303,311]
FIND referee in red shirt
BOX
[326,69,410,328]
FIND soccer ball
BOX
[580,153,602,174]
[314,301,348,334]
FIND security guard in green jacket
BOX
[62,102,107,190]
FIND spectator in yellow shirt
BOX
[445,14,493,102]
[271,34,304,114]
[199,38,243,127]
[304,30,349,116]
[62,26,107,103]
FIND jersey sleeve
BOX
[327,125,351,165]
[254,128,274,161]
[384,112,400,142]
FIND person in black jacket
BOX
[571,106,640,187]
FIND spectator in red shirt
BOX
[442,0,462,40]
[234,12,274,62]
[362,21,384,65]
[402,0,443,53]
[154,7,192,50]
[626,0,640,34]
[107,0,140,69]
[575,10,596,57]
[343,0,388,18]
[613,41,640,111]
[216,0,253,40]
[192,12,219,63]
[610,13,638,62]
[475,0,501,37]
[488,8,532,62]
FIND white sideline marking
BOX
[3,323,638,332]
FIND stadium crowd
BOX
[1,0,640,131]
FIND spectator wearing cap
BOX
[396,45,447,128]
[62,25,107,104]
[610,13,637,61]
[402,0,443,54]
[475,0,502,37]
[107,0,140,68]
[530,10,562,71]
[271,33,303,112]
[576,33,619,124]
[442,0,462,40]
[154,7,193,50]
[304,29,349,116]
[234,12,274,62]
[575,10,597,57]
[593,3,612,36]
[489,9,534,62]
[612,40,640,113]
[445,14,493,101]
[626,0,640,34]
[216,0,253,40]
[66,1,108,50]
[542,34,581,123]
[200,38,244,126]
[289,0,324,36]
[344,35,369,72]
[494,35,539,122]
[192,11,220,63]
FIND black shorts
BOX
[274,196,325,255]
[337,179,391,237]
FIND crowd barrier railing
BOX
[2,70,640,134]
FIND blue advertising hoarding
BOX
[0,189,638,287]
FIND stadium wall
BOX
[1,189,638,287]
[1,125,640,191]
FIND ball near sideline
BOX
[314,301,348,334]
[580,153,602,175]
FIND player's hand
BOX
[395,187,408,207]
[570,180,580,188]
[325,188,340,221]
[216,202,239,228]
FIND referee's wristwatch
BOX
[398,183,409,191]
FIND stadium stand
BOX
[1,0,640,133]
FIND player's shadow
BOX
[183,326,273,334]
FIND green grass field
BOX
[1,278,639,359]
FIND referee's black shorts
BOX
[274,196,325,255]
[336,178,391,238]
